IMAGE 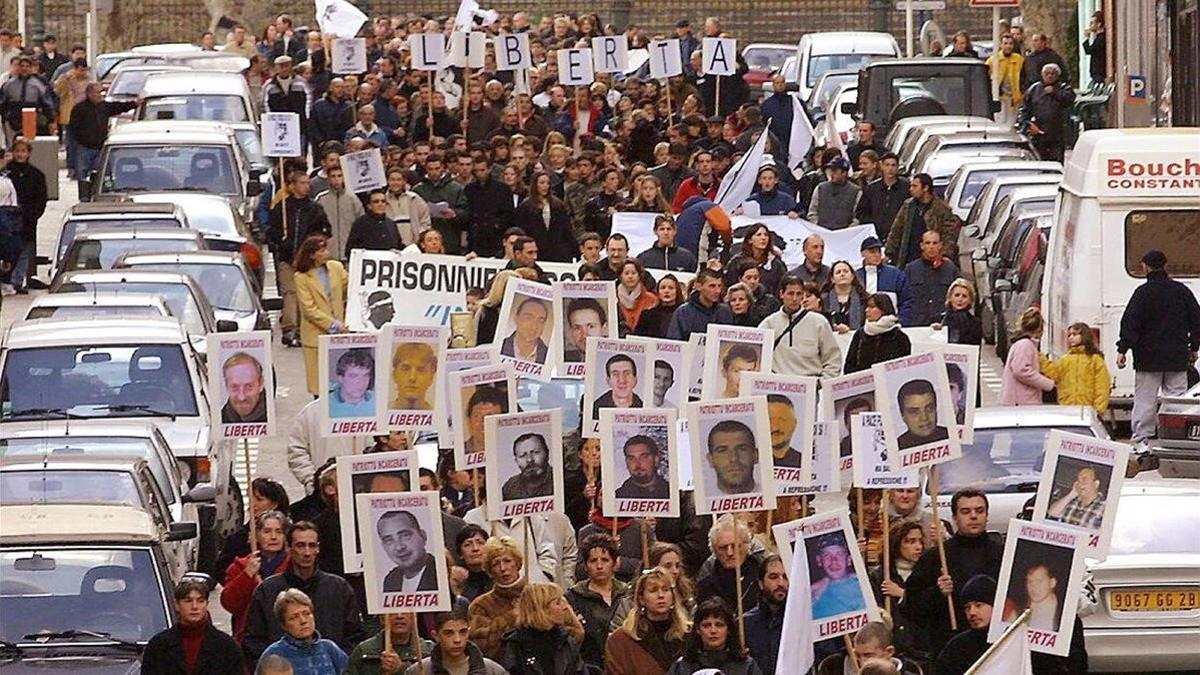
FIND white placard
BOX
[871,352,963,472]
[261,112,301,158]
[581,337,653,438]
[851,412,919,489]
[379,325,447,431]
[686,396,777,514]
[648,39,683,80]
[337,451,418,572]
[494,32,531,71]
[740,371,818,497]
[409,33,446,71]
[495,278,556,381]
[701,324,774,400]
[331,37,367,74]
[436,346,497,450]
[207,331,276,440]
[910,340,980,444]
[702,37,737,76]
[821,370,877,484]
[449,363,517,471]
[552,281,618,378]
[557,48,595,86]
[484,409,565,520]
[792,508,882,639]
[599,407,680,518]
[1031,430,1131,558]
[628,336,692,412]
[318,332,384,437]
[357,491,452,614]
[592,36,628,73]
[448,31,487,69]
[340,148,387,194]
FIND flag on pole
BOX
[714,124,771,213]
[775,536,815,675]
[314,0,368,38]
[965,609,1033,675]
[451,0,499,32]
[788,94,815,170]
[824,111,850,163]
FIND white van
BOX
[794,31,900,102]
[1042,128,1200,415]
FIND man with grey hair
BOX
[695,513,763,612]
[345,103,391,148]
[790,234,830,288]
[255,654,294,674]
[1018,61,1075,162]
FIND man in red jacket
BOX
[671,149,719,213]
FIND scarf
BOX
[923,254,945,270]
[589,510,634,534]
[616,283,647,310]
[863,314,899,336]
[261,550,288,578]
[895,557,915,582]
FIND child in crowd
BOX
[1042,321,1111,414]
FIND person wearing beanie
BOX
[932,575,997,675]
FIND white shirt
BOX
[863,265,879,293]
[399,563,428,593]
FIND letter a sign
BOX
[703,37,737,76]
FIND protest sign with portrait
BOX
[772,516,805,573]
[319,333,383,437]
[872,352,962,471]
[628,336,692,411]
[796,508,881,639]
[686,396,777,514]
[910,339,980,443]
[357,491,452,614]
[701,325,773,400]
[337,450,417,572]
[800,421,841,497]
[207,331,275,439]
[436,346,497,450]
[822,370,876,482]
[599,407,680,518]
[581,337,652,438]
[495,278,555,381]
[851,412,919,490]
[340,148,387,193]
[1031,430,1130,557]
[552,280,617,378]
[379,325,447,431]
[449,363,516,471]
[485,409,564,520]
[331,37,367,74]
[687,333,706,399]
[260,112,301,158]
[990,519,1086,657]
[740,371,817,496]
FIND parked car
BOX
[104,64,192,127]
[0,503,178,668]
[958,173,1063,276]
[989,209,1055,359]
[802,68,857,119]
[114,250,270,331]
[794,31,900,102]
[848,57,998,141]
[927,405,1109,529]
[897,121,1011,172]
[907,130,1033,177]
[883,114,995,154]
[1082,479,1200,672]
[136,71,256,127]
[128,192,264,286]
[53,226,207,283]
[1155,382,1200,477]
[943,159,1062,222]
[915,148,1039,198]
[51,201,187,278]
[24,292,175,322]
[742,42,793,88]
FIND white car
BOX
[24,291,175,322]
[943,160,1063,222]
[794,31,899,102]
[883,114,996,154]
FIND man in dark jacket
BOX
[857,236,912,323]
[695,516,763,612]
[901,230,960,326]
[930,574,996,675]
[345,190,400,257]
[636,215,698,272]
[464,154,514,258]
[460,79,501,145]
[668,267,735,340]
[413,153,470,255]
[1082,11,1108,86]
[141,577,244,674]
[1019,33,1070,93]
[648,141,696,203]
[67,82,137,198]
[6,138,47,292]
[309,77,354,156]
[743,554,788,675]
[37,35,69,83]
[263,56,311,151]
[243,521,364,662]
[759,75,794,161]
[1117,249,1200,447]
[886,173,961,269]
[267,170,331,346]
[854,152,910,241]
[846,120,885,168]
[1018,62,1075,163]
[902,489,1003,657]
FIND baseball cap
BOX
[860,236,883,252]
[676,19,691,28]
[273,55,294,66]
[827,156,850,171]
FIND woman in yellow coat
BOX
[294,235,349,396]
[1041,322,1111,414]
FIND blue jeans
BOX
[10,240,34,288]
[64,128,77,177]
[76,146,100,200]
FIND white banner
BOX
[340,148,386,194]
[331,37,367,74]
[315,0,368,38]
[261,112,301,158]
[592,36,628,73]
[648,39,683,80]
[702,37,737,76]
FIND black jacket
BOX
[67,98,139,149]
[855,177,911,241]
[1082,33,1107,83]
[903,532,1004,656]
[309,95,355,148]
[267,195,332,263]
[497,626,586,675]
[265,77,309,127]
[345,212,401,257]
[1018,81,1076,142]
[140,622,244,675]
[465,176,516,257]
[514,197,576,263]
[6,160,47,240]
[637,243,699,273]
[844,325,912,373]
[1117,269,1200,371]
[1020,48,1069,93]
[932,627,988,675]
[695,553,763,613]
[937,308,984,346]
[242,569,364,661]
[566,579,630,669]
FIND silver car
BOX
[53,226,207,283]
[1155,382,1200,477]
[24,292,175,322]
[113,250,270,332]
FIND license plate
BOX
[1188,423,1200,440]
[1108,588,1200,612]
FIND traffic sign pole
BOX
[906,0,914,57]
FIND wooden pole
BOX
[930,465,957,631]
[244,439,257,552]
[413,620,424,661]
[665,82,673,125]
[383,613,392,653]
[462,67,471,135]
[471,467,480,507]
[640,518,650,571]
[882,489,891,616]
[278,158,288,244]
[734,533,746,653]
[427,71,435,136]
[844,634,860,672]
[523,517,532,584]
[585,464,597,513]
[856,487,865,536]
[764,509,774,552]
[801,495,809,518]
[611,515,619,539]
[715,75,722,118]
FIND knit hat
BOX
[961,574,997,607]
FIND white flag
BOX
[715,124,771,212]
[451,0,498,32]
[314,0,368,38]
[966,610,1033,675]
[788,94,815,169]
[824,111,850,163]
[775,535,815,675]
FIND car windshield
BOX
[745,47,792,72]
[891,74,973,114]
[173,205,239,238]
[56,282,206,334]
[64,237,201,272]
[27,305,169,321]
[130,263,254,312]
[109,71,159,97]
[1109,493,1200,555]
[101,145,237,195]
[959,169,1058,209]
[57,219,181,264]
[932,426,1095,494]
[0,548,168,644]
[0,470,143,507]
[140,95,249,123]
[0,436,173,505]
[234,128,265,165]
[0,344,200,420]
[808,53,877,86]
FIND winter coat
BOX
[844,320,912,373]
[856,264,912,323]
[758,307,842,378]
[670,175,718,214]
[413,174,471,254]
[463,103,501,145]
[1043,346,1111,413]
[747,188,797,216]
[498,626,586,675]
[633,302,678,340]
[648,163,696,203]
[1117,269,1200,372]
[286,398,354,494]
[514,197,576,262]
[6,160,47,241]
[618,288,661,335]
[1020,47,1069,93]
[386,190,434,247]
[315,188,365,260]
[695,553,763,613]
[309,95,354,147]
[67,98,138,149]
[140,622,244,675]
[575,518,655,582]
[821,288,867,331]
[1018,80,1076,143]
[468,582,526,660]
[260,631,349,675]
[986,51,1025,105]
[807,180,861,229]
[464,176,516,257]
[667,650,763,675]
[667,291,735,340]
[345,629,434,675]
[264,76,311,128]
[999,336,1055,405]
[724,252,788,296]
[936,307,984,346]
[902,532,1004,657]
[220,552,291,642]
[567,580,630,669]
[742,602,785,675]
[603,625,683,675]
[901,257,960,327]
[242,569,363,661]
[637,243,699,273]
[267,195,332,264]
[855,177,910,241]
[404,642,509,675]
[296,261,348,395]
[345,212,401,257]
[885,197,961,269]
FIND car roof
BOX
[1119,479,1200,498]
[805,32,899,55]
[954,160,1063,175]
[1004,185,1060,202]
[106,120,237,144]
[867,56,986,69]
[28,292,171,308]
[128,192,238,210]
[56,269,199,285]
[0,419,163,440]
[3,317,191,348]
[67,202,181,216]
[972,405,1099,428]
[0,504,160,544]
[0,454,148,472]
[117,250,243,266]
[69,226,206,241]
[140,71,248,96]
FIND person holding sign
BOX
[405,608,507,675]
[377,509,439,592]
[346,611,434,674]
[666,597,764,675]
[263,56,311,151]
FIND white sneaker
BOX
[0,283,15,297]
[1132,438,1151,454]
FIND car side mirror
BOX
[216,319,239,333]
[182,483,216,504]
[166,521,199,542]
[248,166,266,179]
[840,100,858,115]
[246,180,264,197]
[993,278,1014,293]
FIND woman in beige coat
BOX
[294,235,348,396]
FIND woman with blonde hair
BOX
[498,582,587,674]
[999,307,1055,405]
[603,567,689,675]
[467,536,529,658]
[624,174,673,214]
[931,278,983,345]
